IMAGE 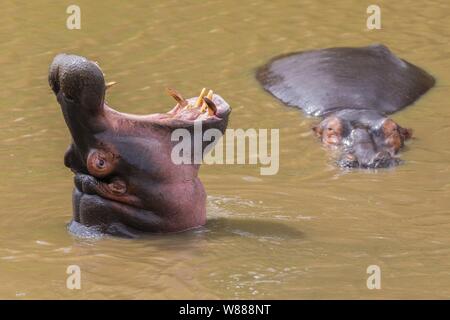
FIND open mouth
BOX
[50,54,227,236]
[140,87,231,127]
[67,87,232,227]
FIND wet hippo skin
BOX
[257,44,435,168]
[49,54,231,237]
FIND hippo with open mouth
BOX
[257,44,435,168]
[49,54,231,237]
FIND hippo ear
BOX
[399,127,413,140]
[312,125,323,137]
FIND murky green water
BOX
[0,0,449,299]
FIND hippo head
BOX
[49,54,231,237]
[313,110,412,168]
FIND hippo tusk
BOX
[166,87,189,107]
[193,88,207,109]
[201,90,214,112]
[203,97,217,116]
[105,81,117,90]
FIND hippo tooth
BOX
[193,87,207,109]
[166,87,188,107]
[105,81,117,90]
[200,90,214,113]
[203,97,217,116]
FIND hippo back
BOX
[256,44,435,116]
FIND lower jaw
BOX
[73,185,134,215]
[72,186,149,236]
[71,186,207,236]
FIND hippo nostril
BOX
[63,92,75,102]
[48,65,61,94]
[372,151,395,168]
[338,153,359,168]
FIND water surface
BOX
[0,0,449,299]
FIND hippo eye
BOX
[97,159,105,168]
[87,149,116,178]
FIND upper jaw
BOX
[49,54,232,131]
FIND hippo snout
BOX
[337,128,402,169]
[370,151,401,168]
[339,149,401,169]
[49,54,105,113]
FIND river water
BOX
[0,0,449,299]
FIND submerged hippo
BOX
[257,44,435,168]
[49,54,231,237]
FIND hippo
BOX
[257,44,435,168]
[49,54,231,237]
